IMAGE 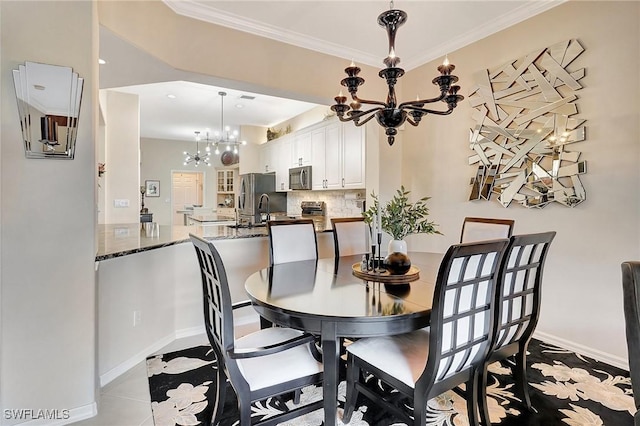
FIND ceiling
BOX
[100,0,564,143]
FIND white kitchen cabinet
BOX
[291,130,313,167]
[258,137,291,192]
[258,142,275,174]
[312,120,365,190]
[274,135,292,192]
[216,169,235,193]
[341,122,366,189]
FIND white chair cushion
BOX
[270,223,317,264]
[334,221,369,256]
[346,328,430,388]
[234,327,323,391]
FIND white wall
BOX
[0,1,97,424]
[140,136,239,225]
[98,233,335,385]
[104,90,140,224]
[400,1,640,367]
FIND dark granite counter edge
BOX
[96,223,336,262]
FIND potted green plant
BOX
[363,186,441,257]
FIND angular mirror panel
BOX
[12,61,84,159]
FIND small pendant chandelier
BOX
[331,1,464,146]
[203,91,247,156]
[183,131,211,167]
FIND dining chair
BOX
[267,218,318,265]
[478,231,556,426]
[622,261,640,426]
[331,217,369,258]
[460,217,515,243]
[189,234,323,425]
[342,238,510,426]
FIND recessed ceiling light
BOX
[235,104,244,109]
[98,58,106,65]
[167,94,176,99]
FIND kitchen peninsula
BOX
[95,220,336,387]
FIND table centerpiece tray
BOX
[352,263,420,284]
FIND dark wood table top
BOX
[245,252,443,328]
[244,251,444,426]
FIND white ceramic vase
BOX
[388,239,407,255]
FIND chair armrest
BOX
[228,333,317,359]
[232,300,253,310]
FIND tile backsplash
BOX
[287,190,365,217]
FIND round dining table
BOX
[244,252,443,426]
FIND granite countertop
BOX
[96,223,269,261]
[96,216,346,261]
[188,213,235,223]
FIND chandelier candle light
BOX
[183,131,211,167]
[331,1,464,146]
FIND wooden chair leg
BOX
[513,349,533,411]
[466,370,481,426]
[342,355,360,423]
[477,362,492,426]
[239,399,252,425]
[413,389,427,426]
[211,367,227,426]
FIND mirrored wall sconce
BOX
[13,61,84,159]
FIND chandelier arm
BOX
[352,111,381,126]
[412,107,455,116]
[337,107,383,125]
[398,93,447,109]
[351,94,387,107]
[406,117,420,127]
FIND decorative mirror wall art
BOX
[13,61,84,159]
[467,39,586,208]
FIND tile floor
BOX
[75,321,259,426]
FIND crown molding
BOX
[164,0,566,72]
[163,0,380,67]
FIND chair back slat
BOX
[425,239,509,384]
[331,217,369,257]
[267,219,318,265]
[190,235,235,356]
[494,232,556,350]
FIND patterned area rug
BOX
[146,339,635,425]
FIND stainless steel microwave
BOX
[289,166,312,190]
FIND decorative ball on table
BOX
[384,252,412,275]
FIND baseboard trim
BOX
[14,402,97,426]
[534,330,629,371]
[174,325,205,340]
[99,333,175,387]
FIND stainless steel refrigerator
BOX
[237,173,287,226]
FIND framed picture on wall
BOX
[145,180,160,197]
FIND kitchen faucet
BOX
[258,193,270,222]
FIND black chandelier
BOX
[331,1,464,146]
[183,131,211,167]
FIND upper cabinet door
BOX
[274,136,291,192]
[311,127,327,190]
[324,122,342,189]
[258,142,273,173]
[293,131,312,167]
[341,124,365,189]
